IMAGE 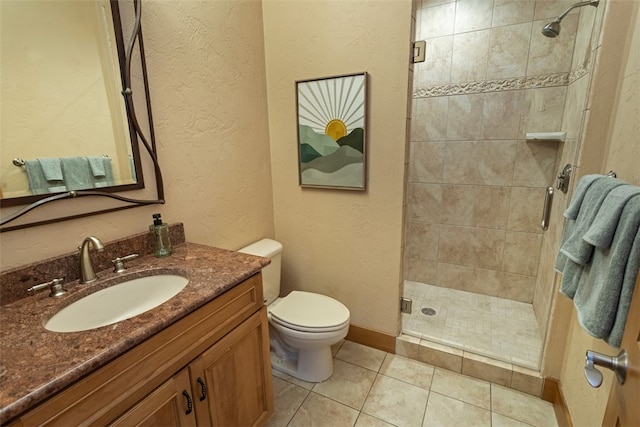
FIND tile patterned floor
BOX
[402,281,542,369]
[266,340,557,427]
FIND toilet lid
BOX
[269,291,350,331]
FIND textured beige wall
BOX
[0,0,274,270]
[543,1,640,425]
[262,0,413,336]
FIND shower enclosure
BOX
[403,0,596,370]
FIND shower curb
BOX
[396,334,544,398]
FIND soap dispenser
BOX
[149,213,172,257]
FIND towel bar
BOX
[13,156,110,169]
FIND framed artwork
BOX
[295,72,367,190]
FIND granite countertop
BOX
[0,242,269,424]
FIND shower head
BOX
[542,19,561,38]
[541,0,599,38]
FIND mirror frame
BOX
[0,0,164,232]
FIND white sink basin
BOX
[45,275,189,333]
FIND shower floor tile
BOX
[402,281,542,370]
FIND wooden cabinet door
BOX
[110,368,197,427]
[603,275,640,426]
[191,307,273,427]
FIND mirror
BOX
[0,0,164,231]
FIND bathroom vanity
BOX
[0,232,274,426]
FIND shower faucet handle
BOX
[557,164,572,193]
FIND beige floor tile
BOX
[379,354,435,390]
[312,359,377,410]
[423,392,491,427]
[362,375,429,427]
[267,340,557,427]
[430,368,491,409]
[288,392,359,427]
[266,376,310,427]
[491,412,532,427]
[272,367,315,390]
[355,412,395,427]
[336,340,387,372]
[491,384,558,427]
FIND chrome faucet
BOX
[79,236,105,284]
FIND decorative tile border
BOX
[414,64,590,99]
[414,73,568,98]
[568,61,590,83]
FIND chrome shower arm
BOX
[542,0,599,38]
[557,0,599,21]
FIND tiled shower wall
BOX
[533,2,606,336]
[405,0,582,304]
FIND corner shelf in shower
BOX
[525,131,566,142]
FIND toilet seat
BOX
[269,314,350,333]
[269,291,350,333]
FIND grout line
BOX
[420,386,431,427]
[285,388,312,427]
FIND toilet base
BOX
[270,345,334,383]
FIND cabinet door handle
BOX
[182,390,193,415]
[197,377,207,401]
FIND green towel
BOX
[584,184,640,248]
[572,195,640,347]
[556,176,625,298]
[91,158,115,188]
[37,158,63,181]
[87,156,106,177]
[555,174,602,279]
[564,174,602,219]
[24,160,66,194]
[559,177,626,265]
[60,157,93,191]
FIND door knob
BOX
[584,350,627,388]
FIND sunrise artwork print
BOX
[296,72,367,190]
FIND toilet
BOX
[239,238,350,383]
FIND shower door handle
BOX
[541,186,554,231]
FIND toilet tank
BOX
[238,238,282,305]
